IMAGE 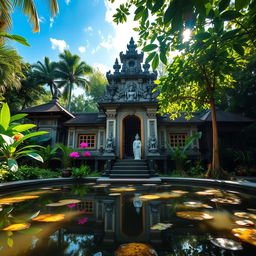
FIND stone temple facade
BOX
[22,38,253,173]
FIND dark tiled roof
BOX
[21,100,75,118]
[64,113,106,126]
[158,114,203,124]
[199,109,253,122]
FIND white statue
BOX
[127,85,136,101]
[133,133,141,160]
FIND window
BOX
[77,201,93,214]
[169,133,187,148]
[78,134,96,148]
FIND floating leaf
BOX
[59,199,81,204]
[210,238,242,250]
[109,193,121,196]
[139,195,160,200]
[115,243,158,256]
[235,220,254,227]
[195,189,220,195]
[3,223,31,231]
[156,192,181,199]
[232,228,256,246]
[234,212,256,219]
[211,198,241,204]
[176,211,214,220]
[150,223,173,231]
[93,184,110,188]
[0,195,39,204]
[171,190,188,194]
[33,214,65,222]
[183,202,213,209]
[109,187,136,192]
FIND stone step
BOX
[112,166,148,170]
[114,162,147,166]
[110,170,150,174]
[115,159,147,163]
[109,174,151,178]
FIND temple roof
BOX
[64,113,106,126]
[21,99,75,119]
[158,114,203,124]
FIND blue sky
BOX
[10,0,139,74]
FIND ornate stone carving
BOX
[148,135,158,153]
[105,134,114,153]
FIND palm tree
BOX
[32,57,58,97]
[0,0,58,32]
[0,42,23,93]
[56,50,92,111]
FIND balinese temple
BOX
[21,38,253,176]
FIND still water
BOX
[0,183,256,256]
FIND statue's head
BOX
[135,133,140,140]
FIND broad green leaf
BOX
[0,103,10,130]
[8,159,18,172]
[160,52,167,65]
[134,6,144,21]
[0,134,14,145]
[13,131,48,147]
[18,227,42,235]
[152,53,159,70]
[141,8,148,24]
[26,153,44,162]
[145,52,156,63]
[16,145,44,152]
[164,2,176,24]
[152,0,164,13]
[10,114,27,122]
[233,44,244,55]
[12,124,36,132]
[196,32,211,40]
[221,29,240,40]
[142,44,158,52]
[219,0,230,12]
[0,32,30,46]
[220,10,242,20]
[235,0,250,10]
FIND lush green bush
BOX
[71,165,100,178]
[0,165,60,182]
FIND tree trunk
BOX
[206,100,222,178]
[68,82,72,111]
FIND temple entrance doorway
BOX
[123,115,141,158]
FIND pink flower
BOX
[78,217,88,224]
[67,203,77,208]
[80,142,89,148]
[83,152,91,156]
[69,152,80,158]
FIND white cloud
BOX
[78,46,86,53]
[84,26,93,32]
[65,0,71,5]
[49,17,54,28]
[50,38,69,52]
[103,0,139,54]
[93,63,110,74]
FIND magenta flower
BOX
[83,152,91,156]
[78,217,88,224]
[69,152,80,157]
[67,203,77,208]
[80,142,89,148]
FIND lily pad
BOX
[156,192,181,199]
[195,189,220,196]
[171,190,188,194]
[33,214,65,222]
[110,187,136,192]
[150,223,173,231]
[234,212,256,219]
[211,198,241,204]
[235,220,254,227]
[183,201,213,209]
[3,223,31,231]
[115,243,158,256]
[139,195,160,201]
[176,211,214,220]
[0,196,39,204]
[109,193,121,196]
[232,228,256,246]
[210,238,243,250]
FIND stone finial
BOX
[113,58,121,73]
[143,62,150,72]
[127,37,137,54]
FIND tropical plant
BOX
[0,102,47,171]
[36,145,58,169]
[71,165,90,179]
[0,0,58,32]
[167,132,202,170]
[4,63,46,112]
[32,57,59,97]
[54,143,73,169]
[0,42,23,93]
[56,50,92,110]
[70,95,98,113]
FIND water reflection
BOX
[0,184,255,255]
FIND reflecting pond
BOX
[0,183,256,255]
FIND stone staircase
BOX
[109,159,152,178]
